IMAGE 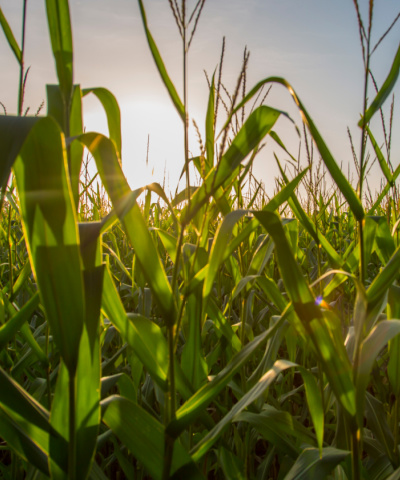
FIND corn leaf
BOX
[356,320,400,426]
[78,133,177,324]
[0,8,22,63]
[167,314,286,438]
[0,116,38,189]
[283,447,350,480]
[101,395,202,479]
[0,367,68,476]
[13,117,84,374]
[359,42,400,127]
[191,359,296,461]
[222,77,364,220]
[137,0,184,121]
[254,210,356,418]
[83,88,122,159]
[0,292,39,351]
[45,0,73,104]
[366,127,393,184]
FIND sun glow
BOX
[83,96,204,195]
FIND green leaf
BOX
[167,315,286,438]
[0,116,39,189]
[298,367,324,455]
[359,42,400,127]
[13,117,84,374]
[364,392,397,465]
[45,0,73,104]
[218,447,245,480]
[101,395,201,480]
[366,127,393,184]
[191,359,296,461]
[356,320,400,426]
[367,246,400,305]
[276,156,346,269]
[182,106,281,224]
[283,447,350,480]
[236,405,316,458]
[76,223,104,480]
[0,292,40,352]
[101,267,167,391]
[0,8,22,63]
[137,0,184,121]
[83,87,122,159]
[0,367,68,476]
[254,210,356,418]
[78,133,177,325]
[223,77,364,220]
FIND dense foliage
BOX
[0,1,400,479]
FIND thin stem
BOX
[18,0,28,116]
[68,373,76,480]
[358,6,373,285]
[351,428,361,480]
[182,1,190,211]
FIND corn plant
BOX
[1,0,400,479]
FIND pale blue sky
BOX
[1,0,399,198]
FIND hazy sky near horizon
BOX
[1,0,399,197]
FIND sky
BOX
[1,0,399,199]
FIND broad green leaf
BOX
[137,0,184,121]
[78,133,177,325]
[0,367,68,476]
[366,127,393,184]
[298,367,324,455]
[101,396,202,479]
[218,447,245,480]
[254,210,356,418]
[0,408,49,475]
[356,320,400,426]
[283,447,350,480]
[0,116,38,189]
[204,209,248,303]
[236,405,317,457]
[388,286,400,395]
[83,88,122,159]
[47,84,84,207]
[191,359,296,461]
[374,216,395,265]
[182,106,281,224]
[152,228,178,264]
[367,246,400,305]
[276,156,345,269]
[364,392,397,465]
[0,292,39,351]
[0,8,22,63]
[207,298,242,353]
[181,291,208,390]
[13,117,84,374]
[75,223,104,480]
[386,465,400,480]
[359,42,400,127]
[45,0,73,104]
[222,77,364,220]
[49,361,69,480]
[214,106,281,188]
[167,314,286,438]
[368,163,400,215]
[101,267,167,391]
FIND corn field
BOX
[1,1,400,479]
